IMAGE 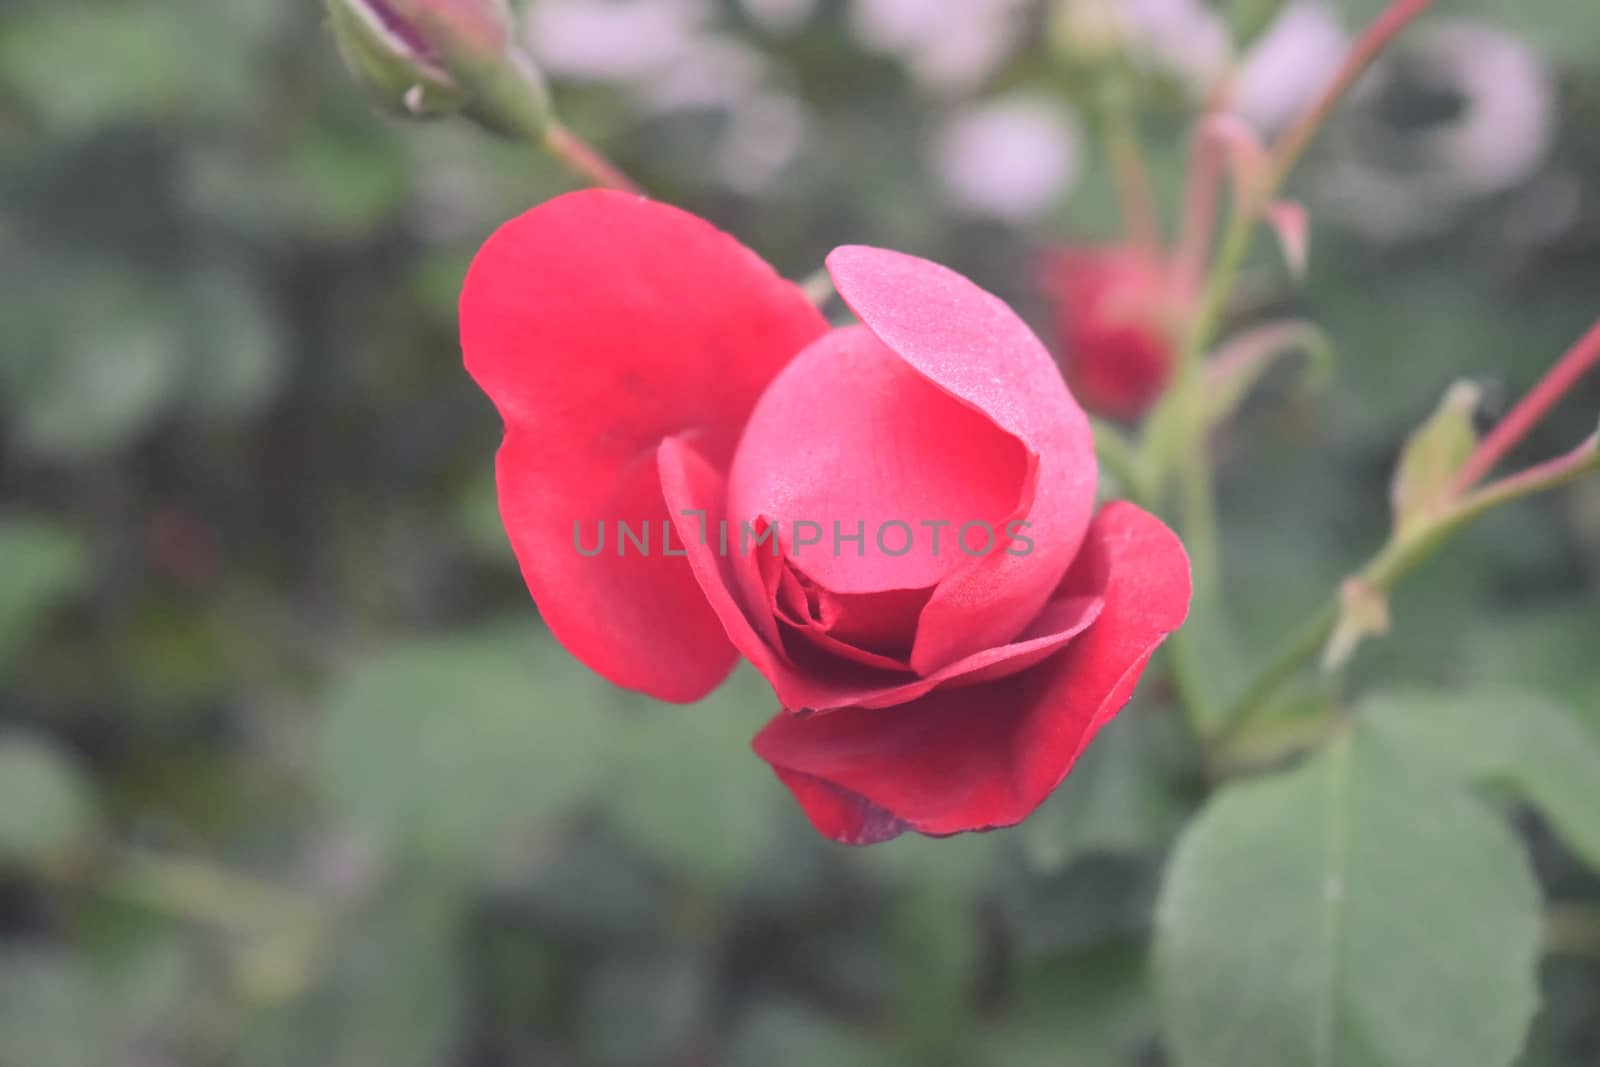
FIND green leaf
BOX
[1203,320,1334,429]
[602,666,778,889]
[1155,727,1541,1067]
[1020,709,1185,873]
[970,944,1154,1066]
[1170,579,1248,733]
[889,887,980,1054]
[857,819,1010,898]
[1390,380,1479,539]
[0,519,87,665]
[725,1002,894,1067]
[237,880,466,1067]
[179,268,289,423]
[1361,688,1600,875]
[0,3,283,133]
[576,953,711,1067]
[318,622,621,866]
[997,854,1161,957]
[453,469,514,563]
[10,272,187,462]
[0,943,195,1067]
[0,950,106,1067]
[1461,606,1600,732]
[0,732,98,870]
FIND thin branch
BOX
[1264,0,1436,194]
[543,121,643,194]
[1452,317,1600,493]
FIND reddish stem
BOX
[544,122,642,194]
[1452,317,1600,493]
[1174,121,1222,302]
[1465,433,1600,510]
[1265,0,1435,194]
[1174,114,1265,301]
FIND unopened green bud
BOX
[325,0,552,139]
[1390,380,1481,538]
[386,0,514,70]
[325,0,465,118]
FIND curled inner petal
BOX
[728,324,1031,599]
[659,436,1105,715]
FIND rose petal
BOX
[727,325,1029,596]
[659,437,1106,713]
[462,190,827,701]
[752,502,1191,842]
[775,564,928,670]
[825,246,1097,673]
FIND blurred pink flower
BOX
[1040,246,1176,422]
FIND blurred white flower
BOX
[1097,0,1341,130]
[850,0,1033,94]
[1314,19,1554,242]
[850,0,940,52]
[719,92,809,193]
[1233,2,1347,134]
[521,0,811,193]
[934,95,1083,222]
[1417,21,1551,196]
[526,0,708,83]
[1117,0,1230,92]
[641,37,769,110]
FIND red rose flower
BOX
[1040,246,1176,422]
[461,190,1191,844]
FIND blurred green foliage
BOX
[1,0,1598,1065]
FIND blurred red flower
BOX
[460,190,1191,843]
[1040,246,1176,422]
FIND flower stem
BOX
[1164,0,1439,729]
[1097,82,1163,254]
[1213,430,1600,748]
[1168,207,1252,591]
[1262,0,1436,195]
[543,120,643,194]
[1451,316,1600,493]
[1211,595,1339,747]
[1176,0,1438,387]
[1174,118,1224,301]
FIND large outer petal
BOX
[461,190,828,701]
[751,502,1191,843]
[825,246,1098,674]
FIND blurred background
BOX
[1,0,1597,1064]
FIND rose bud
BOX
[461,191,1191,844]
[1040,245,1177,422]
[324,0,551,137]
